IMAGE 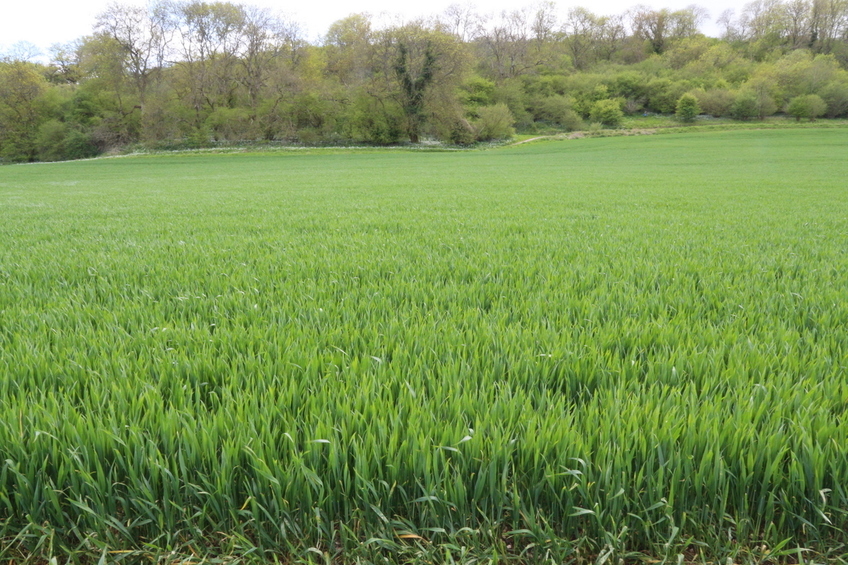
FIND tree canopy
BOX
[1,0,848,161]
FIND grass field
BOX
[1,129,847,564]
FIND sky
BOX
[1,0,733,59]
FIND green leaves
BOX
[1,130,848,562]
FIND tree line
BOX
[1,0,848,162]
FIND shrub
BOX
[820,81,848,117]
[623,98,645,114]
[460,77,496,106]
[533,95,570,123]
[206,107,256,141]
[645,78,692,114]
[36,120,99,162]
[695,88,736,117]
[492,80,532,130]
[569,78,609,117]
[730,91,759,120]
[739,80,778,119]
[63,129,100,160]
[675,93,701,122]
[432,111,476,145]
[533,95,584,130]
[609,72,648,100]
[186,126,212,148]
[786,94,827,121]
[346,96,404,145]
[589,99,624,127]
[474,104,515,141]
[559,110,585,132]
[587,121,604,133]
[36,120,69,162]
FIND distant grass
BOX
[1,129,847,564]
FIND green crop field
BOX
[1,129,847,564]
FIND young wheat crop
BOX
[0,129,846,563]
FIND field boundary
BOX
[5,120,848,165]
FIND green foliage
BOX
[693,87,736,117]
[786,94,828,121]
[571,80,612,116]
[532,95,583,130]
[522,74,569,98]
[186,125,213,148]
[741,76,779,118]
[589,98,624,127]
[608,71,649,101]
[394,42,437,143]
[492,79,532,129]
[0,61,49,162]
[730,91,760,120]
[430,107,476,144]
[344,94,404,144]
[206,107,256,141]
[675,92,701,122]
[2,130,848,562]
[474,103,515,140]
[645,78,692,113]
[3,3,848,161]
[665,36,715,70]
[772,52,842,101]
[459,76,495,106]
[35,120,99,161]
[820,81,848,117]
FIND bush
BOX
[559,110,585,132]
[492,80,532,130]
[206,107,256,141]
[345,96,404,144]
[460,76,496,106]
[567,77,608,117]
[820,81,848,118]
[533,95,570,123]
[623,98,644,114]
[36,120,99,162]
[0,137,36,163]
[63,129,100,160]
[609,72,648,100]
[432,111,476,145]
[36,120,68,161]
[474,104,515,141]
[645,78,692,114]
[533,95,583,130]
[735,80,778,119]
[675,93,701,122]
[786,94,827,121]
[695,88,735,117]
[587,122,604,133]
[730,91,759,120]
[186,126,212,148]
[589,99,624,128]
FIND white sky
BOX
[1,0,733,59]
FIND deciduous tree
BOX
[0,61,48,161]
